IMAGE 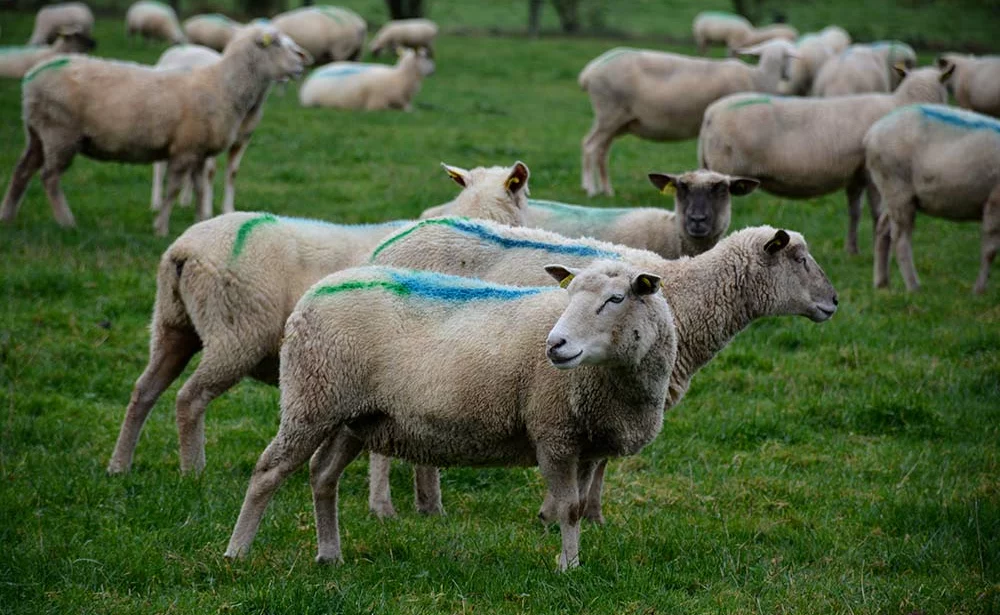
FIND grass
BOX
[1,8,999,615]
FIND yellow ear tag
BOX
[505,176,520,190]
[660,183,676,196]
[447,170,463,181]
[559,274,574,289]
[261,33,273,47]
[640,277,653,292]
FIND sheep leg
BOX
[413,465,443,515]
[891,205,920,292]
[581,458,607,524]
[222,140,251,214]
[974,192,1000,294]
[192,158,214,222]
[310,428,364,564]
[367,453,397,518]
[538,453,582,571]
[36,139,78,228]
[107,324,201,474]
[844,172,866,255]
[154,159,195,237]
[225,420,331,559]
[1,128,45,224]
[151,161,166,211]
[873,212,893,289]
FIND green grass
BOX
[2,9,999,615]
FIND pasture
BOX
[1,7,998,614]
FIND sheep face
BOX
[649,170,759,240]
[544,261,664,370]
[758,229,839,322]
[245,28,312,82]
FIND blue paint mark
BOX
[312,64,378,79]
[917,104,1000,135]
[387,269,551,302]
[278,215,409,230]
[437,217,623,260]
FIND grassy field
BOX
[1,8,999,615]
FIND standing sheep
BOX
[272,5,367,64]
[28,2,94,45]
[420,161,530,226]
[125,0,185,45]
[783,26,850,95]
[867,104,1000,294]
[811,46,891,97]
[0,28,96,79]
[225,260,679,571]
[106,162,531,475]
[578,41,798,196]
[369,18,438,57]
[692,11,752,54]
[937,53,1000,119]
[699,66,952,253]
[182,14,242,52]
[299,47,431,111]
[367,219,838,522]
[0,26,310,235]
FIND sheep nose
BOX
[546,337,566,359]
[832,295,839,306]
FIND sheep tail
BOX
[152,245,195,332]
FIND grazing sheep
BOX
[783,27,850,95]
[578,41,798,196]
[937,53,1000,118]
[0,26,310,235]
[699,66,952,254]
[812,45,891,97]
[225,260,678,571]
[182,14,241,52]
[734,23,800,50]
[369,18,438,57]
[299,47,431,111]
[368,219,838,522]
[868,104,1000,294]
[0,28,96,79]
[106,162,530,475]
[418,160,531,226]
[692,11,752,54]
[28,2,94,45]
[272,5,367,64]
[125,0,185,44]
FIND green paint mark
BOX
[727,95,772,110]
[369,217,460,262]
[22,57,70,84]
[590,47,637,68]
[231,214,278,259]
[311,279,408,298]
[315,5,355,25]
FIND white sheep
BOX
[811,45,891,97]
[870,41,917,87]
[420,161,530,226]
[105,162,531,475]
[0,28,95,79]
[298,47,431,111]
[867,104,1000,294]
[783,26,850,95]
[369,18,438,58]
[0,26,310,235]
[699,65,952,254]
[182,14,242,52]
[225,260,678,571]
[578,41,798,196]
[366,219,838,522]
[692,11,752,54]
[937,53,1000,118]
[272,5,367,64]
[28,2,94,45]
[125,0,185,44]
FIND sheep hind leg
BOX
[154,158,195,237]
[413,465,443,515]
[225,419,331,559]
[844,172,866,255]
[107,324,201,474]
[222,139,251,214]
[891,205,920,292]
[151,161,166,211]
[38,140,79,228]
[974,193,1000,294]
[580,458,608,524]
[193,157,215,222]
[367,453,397,519]
[0,127,45,224]
[873,212,893,289]
[310,428,365,564]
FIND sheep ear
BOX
[631,273,662,296]
[763,229,790,255]
[935,56,951,70]
[728,177,760,196]
[648,173,678,196]
[939,62,956,82]
[545,265,576,288]
[892,62,909,80]
[257,31,274,48]
[505,161,530,195]
[440,162,469,188]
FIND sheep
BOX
[0,26,310,235]
[692,11,752,54]
[272,5,367,64]
[28,2,94,45]
[298,47,431,111]
[0,28,95,79]
[813,41,918,96]
[578,41,797,197]
[366,219,837,522]
[125,1,185,45]
[105,161,531,475]
[867,104,1000,294]
[369,18,438,58]
[148,43,274,216]
[735,23,799,50]
[870,41,917,87]
[182,14,242,52]
[937,53,1000,119]
[224,259,679,571]
[817,26,851,54]
[783,27,850,95]
[418,160,531,226]
[699,65,952,254]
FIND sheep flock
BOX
[1,1,997,574]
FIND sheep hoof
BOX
[583,510,605,525]
[106,462,129,475]
[369,502,398,520]
[315,553,343,565]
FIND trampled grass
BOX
[1,8,999,615]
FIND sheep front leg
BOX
[0,128,45,224]
[192,157,214,222]
[222,140,251,214]
[367,453,397,518]
[891,206,920,292]
[538,453,581,571]
[581,458,607,524]
[413,465,443,515]
[974,192,1000,294]
[844,171,866,255]
[310,429,365,564]
[150,161,166,211]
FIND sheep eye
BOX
[608,294,625,304]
